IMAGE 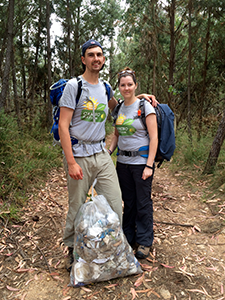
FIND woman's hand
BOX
[142,166,153,180]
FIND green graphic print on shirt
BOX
[81,97,106,122]
[115,113,136,136]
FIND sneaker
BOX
[66,247,74,272]
[135,245,150,259]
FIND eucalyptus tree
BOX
[203,106,225,174]
[53,0,122,80]
[192,0,225,140]
[117,0,190,110]
[116,0,163,95]
[0,0,9,83]
[13,0,54,128]
[187,0,192,142]
[0,0,15,111]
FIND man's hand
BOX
[68,162,83,180]
[137,94,159,107]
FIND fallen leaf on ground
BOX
[81,286,92,292]
[134,273,145,287]
[136,289,152,293]
[6,285,20,291]
[140,263,153,271]
[160,263,175,268]
[104,283,119,289]
[130,287,139,299]
[15,268,37,273]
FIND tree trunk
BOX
[203,107,225,174]
[152,0,157,96]
[46,0,52,128]
[168,0,176,108]
[19,22,26,100]
[198,9,211,141]
[0,0,15,111]
[0,30,7,80]
[73,4,81,77]
[187,0,192,143]
[29,0,42,126]
[11,47,21,129]
[109,39,114,83]
[66,0,72,76]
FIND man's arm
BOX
[109,95,158,110]
[58,107,83,180]
[108,96,118,111]
[137,94,159,107]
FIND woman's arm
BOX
[142,113,158,180]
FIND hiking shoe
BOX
[66,247,74,272]
[135,245,150,259]
[131,242,139,252]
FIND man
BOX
[58,39,156,271]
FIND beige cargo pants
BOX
[63,150,123,248]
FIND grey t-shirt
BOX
[59,76,113,157]
[116,99,156,165]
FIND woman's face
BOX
[118,75,137,99]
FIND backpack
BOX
[112,98,176,168]
[50,77,111,145]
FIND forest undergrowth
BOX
[0,122,225,300]
[0,111,224,221]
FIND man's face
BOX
[81,46,105,72]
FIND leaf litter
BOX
[0,150,225,299]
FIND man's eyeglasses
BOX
[117,70,136,77]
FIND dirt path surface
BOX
[1,140,225,300]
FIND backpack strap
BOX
[103,81,111,102]
[111,98,124,126]
[138,98,146,129]
[76,76,83,105]
[75,77,111,105]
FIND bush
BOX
[170,128,225,191]
[0,111,62,213]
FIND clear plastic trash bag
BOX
[70,182,142,287]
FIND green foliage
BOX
[0,111,62,215]
[170,127,225,191]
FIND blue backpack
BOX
[153,102,176,167]
[112,99,176,168]
[50,77,111,145]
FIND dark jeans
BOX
[116,162,154,247]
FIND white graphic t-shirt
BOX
[59,77,113,157]
[116,99,156,165]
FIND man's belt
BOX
[71,137,105,146]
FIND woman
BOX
[108,67,158,259]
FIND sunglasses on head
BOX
[117,70,136,77]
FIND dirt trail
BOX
[1,141,225,300]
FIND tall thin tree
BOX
[203,106,225,174]
[46,0,52,127]
[0,0,15,111]
[187,0,192,142]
